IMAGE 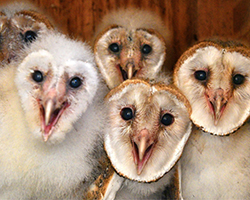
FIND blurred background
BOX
[2,0,250,66]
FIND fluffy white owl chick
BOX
[0,31,107,199]
[174,40,250,199]
[0,1,53,65]
[104,79,192,199]
[93,8,173,89]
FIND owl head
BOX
[15,31,99,144]
[0,1,54,65]
[174,40,250,135]
[93,8,172,89]
[104,79,192,182]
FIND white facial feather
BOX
[0,31,106,199]
[93,8,171,89]
[175,44,250,135]
[104,79,192,183]
[174,40,250,199]
[15,34,99,143]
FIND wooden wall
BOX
[3,0,250,65]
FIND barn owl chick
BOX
[93,8,172,89]
[174,40,250,134]
[0,31,107,199]
[174,40,250,199]
[0,1,53,65]
[104,79,192,199]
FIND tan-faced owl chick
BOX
[104,79,192,199]
[174,40,250,199]
[93,8,173,89]
[0,1,54,65]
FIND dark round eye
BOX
[194,70,207,81]
[141,44,152,54]
[233,74,245,85]
[69,77,82,88]
[109,43,120,53]
[32,70,43,83]
[24,30,38,43]
[161,113,174,126]
[120,107,134,121]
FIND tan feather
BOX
[104,79,192,199]
[93,8,173,89]
[174,39,250,199]
[0,1,54,66]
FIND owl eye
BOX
[109,43,120,53]
[194,70,207,81]
[120,107,134,121]
[233,74,245,85]
[161,113,174,126]
[24,30,38,43]
[32,70,43,83]
[69,77,82,88]
[141,44,152,54]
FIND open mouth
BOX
[208,101,227,115]
[206,95,227,125]
[117,65,137,81]
[132,140,154,175]
[40,101,69,141]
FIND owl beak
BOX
[40,84,69,142]
[119,46,140,81]
[119,62,138,81]
[45,99,55,126]
[131,129,156,175]
[213,96,226,125]
[127,63,134,79]
[206,88,228,125]
[41,98,69,142]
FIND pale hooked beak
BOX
[127,63,134,79]
[138,136,148,161]
[119,62,138,81]
[41,98,69,142]
[213,95,224,125]
[40,82,69,142]
[45,99,55,126]
[119,46,141,81]
[131,129,156,175]
[206,88,228,125]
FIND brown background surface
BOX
[2,0,250,66]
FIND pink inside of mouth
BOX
[132,141,154,174]
[116,64,138,81]
[40,101,70,137]
[205,94,227,121]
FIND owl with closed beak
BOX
[93,8,173,89]
[0,1,53,65]
[104,79,192,199]
[174,40,250,199]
